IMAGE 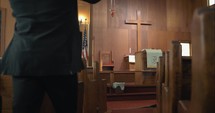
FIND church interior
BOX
[0,0,214,113]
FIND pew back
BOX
[81,61,107,113]
[0,76,12,113]
[168,41,192,113]
[156,56,165,113]
[161,51,170,113]
[190,5,215,113]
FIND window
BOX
[180,43,191,57]
[208,0,215,6]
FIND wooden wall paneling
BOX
[1,0,208,72]
[126,0,150,50]
[165,31,191,50]
[140,30,148,49]
[111,29,129,70]
[147,0,167,31]
[191,0,208,11]
[107,0,127,28]
[0,0,15,51]
[94,28,129,71]
[166,0,190,32]
[0,8,6,56]
[128,29,137,55]
[91,0,205,70]
[148,30,168,50]
[91,0,108,29]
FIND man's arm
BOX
[82,0,100,4]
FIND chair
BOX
[99,51,114,71]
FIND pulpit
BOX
[135,49,163,70]
[99,51,114,71]
[134,49,163,85]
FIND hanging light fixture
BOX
[109,0,116,17]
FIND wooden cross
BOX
[125,10,151,51]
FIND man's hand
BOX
[82,0,100,4]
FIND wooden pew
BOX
[134,49,163,86]
[0,76,12,113]
[80,61,107,113]
[190,5,215,113]
[77,81,84,113]
[177,56,191,113]
[156,55,165,113]
[157,51,176,113]
[168,41,192,113]
[161,51,170,113]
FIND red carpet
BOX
[111,108,155,113]
[107,100,157,113]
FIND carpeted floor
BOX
[107,100,157,113]
[111,107,155,113]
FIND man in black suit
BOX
[1,0,100,113]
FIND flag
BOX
[82,26,88,64]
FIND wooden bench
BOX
[100,70,157,86]
[79,61,107,113]
[159,41,192,113]
[0,76,12,113]
[190,5,215,113]
[161,51,170,113]
[156,55,165,113]
[168,41,192,113]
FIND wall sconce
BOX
[78,15,87,24]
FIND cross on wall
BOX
[125,10,151,52]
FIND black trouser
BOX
[12,74,77,113]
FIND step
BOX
[106,84,156,101]
[107,92,156,101]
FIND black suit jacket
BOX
[1,0,100,76]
